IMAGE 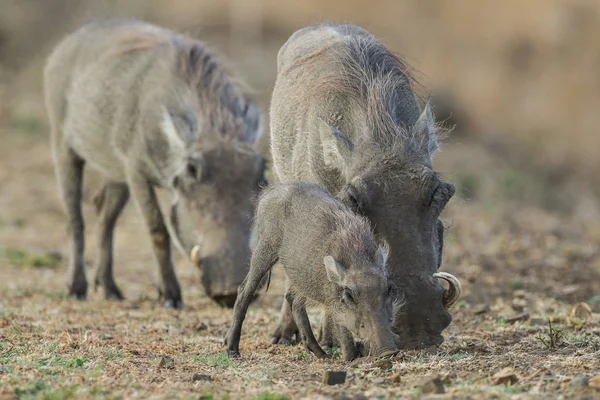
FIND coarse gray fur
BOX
[269,23,458,349]
[224,182,400,361]
[44,19,265,308]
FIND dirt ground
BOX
[1,126,599,400]
[1,2,600,398]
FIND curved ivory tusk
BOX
[190,245,203,270]
[433,272,462,310]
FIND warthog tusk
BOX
[433,272,462,310]
[190,245,202,269]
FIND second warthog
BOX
[225,182,400,361]
[269,24,461,349]
[44,19,266,308]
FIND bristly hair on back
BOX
[175,38,252,139]
[296,25,448,159]
[109,27,254,141]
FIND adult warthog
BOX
[269,23,461,349]
[44,19,266,308]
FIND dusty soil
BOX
[0,130,599,400]
[1,2,600,398]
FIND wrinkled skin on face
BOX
[170,140,267,307]
[325,247,400,355]
[337,160,456,348]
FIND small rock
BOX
[511,298,528,312]
[372,377,385,384]
[192,373,212,382]
[568,376,589,389]
[589,375,600,389]
[322,370,347,385]
[390,373,402,383]
[492,368,518,385]
[473,304,490,315]
[417,375,445,394]
[506,312,529,324]
[425,345,438,355]
[158,356,175,369]
[569,302,592,325]
[101,334,114,340]
[373,359,393,370]
[195,322,208,331]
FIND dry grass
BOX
[1,1,600,398]
[0,132,599,399]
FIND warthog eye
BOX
[342,288,355,305]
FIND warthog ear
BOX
[413,100,438,157]
[241,100,263,144]
[375,241,390,268]
[319,119,353,167]
[324,255,344,284]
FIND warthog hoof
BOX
[95,277,124,301]
[212,293,237,308]
[226,349,240,358]
[164,298,184,309]
[270,326,298,346]
[159,286,183,309]
[68,279,88,300]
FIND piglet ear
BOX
[324,256,343,284]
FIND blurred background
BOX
[1,0,599,308]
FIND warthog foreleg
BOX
[128,173,182,308]
[225,239,277,357]
[318,310,339,349]
[93,182,129,300]
[54,146,87,300]
[334,322,360,361]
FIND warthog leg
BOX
[287,291,329,359]
[54,146,87,300]
[270,277,299,345]
[334,322,360,361]
[318,310,339,349]
[128,173,182,308]
[93,182,129,300]
[225,239,277,357]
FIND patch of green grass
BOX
[253,393,290,400]
[3,248,62,269]
[5,248,29,267]
[455,300,468,310]
[198,394,214,400]
[193,351,231,369]
[450,352,472,360]
[455,172,479,199]
[14,381,79,399]
[325,347,342,360]
[499,168,528,199]
[105,350,126,361]
[536,320,564,350]
[38,356,89,368]
[11,114,44,138]
[587,295,600,306]
[295,351,311,361]
[509,278,525,290]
